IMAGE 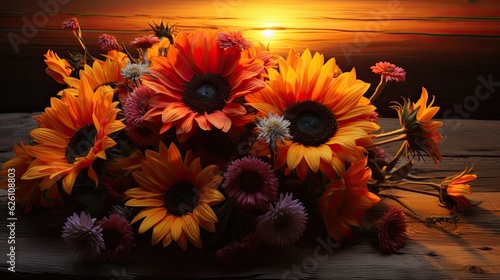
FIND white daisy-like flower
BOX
[256,113,292,149]
[121,62,151,83]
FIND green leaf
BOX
[389,159,414,181]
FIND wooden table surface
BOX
[0,113,499,279]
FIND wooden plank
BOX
[0,192,498,278]
[0,112,499,278]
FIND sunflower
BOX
[44,50,73,84]
[318,157,380,242]
[124,142,225,250]
[439,166,477,212]
[391,87,442,164]
[61,50,129,99]
[21,75,126,195]
[0,141,61,212]
[143,28,266,139]
[246,48,379,180]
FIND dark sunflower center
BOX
[239,171,263,193]
[283,101,338,147]
[164,182,199,217]
[182,73,230,114]
[66,125,98,164]
[102,228,122,250]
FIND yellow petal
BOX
[171,217,183,241]
[182,215,202,249]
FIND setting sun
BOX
[263,29,274,38]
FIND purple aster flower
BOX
[222,156,279,210]
[256,193,308,247]
[61,211,105,261]
[97,214,135,262]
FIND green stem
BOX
[385,142,406,173]
[378,194,425,220]
[369,75,387,102]
[372,134,407,146]
[379,184,440,198]
[397,180,441,191]
[374,128,406,139]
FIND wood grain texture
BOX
[0,113,499,279]
[1,0,499,118]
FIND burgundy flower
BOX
[222,156,279,210]
[62,18,79,31]
[98,34,120,51]
[215,233,261,266]
[377,206,407,254]
[97,214,135,262]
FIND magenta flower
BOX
[130,34,161,49]
[377,206,407,254]
[123,86,156,127]
[215,233,262,266]
[98,34,120,51]
[217,30,252,51]
[62,18,79,31]
[256,193,308,247]
[222,156,279,210]
[97,214,135,262]
[61,212,104,261]
[371,61,406,82]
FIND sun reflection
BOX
[263,29,274,38]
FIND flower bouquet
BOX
[0,18,480,265]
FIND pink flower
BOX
[222,156,279,210]
[97,214,135,262]
[368,111,379,123]
[130,34,161,49]
[98,34,120,51]
[123,86,156,127]
[372,146,390,162]
[377,206,407,254]
[62,18,79,31]
[256,193,308,247]
[215,233,262,266]
[217,30,252,51]
[371,61,406,82]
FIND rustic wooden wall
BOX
[0,0,499,119]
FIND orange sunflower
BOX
[143,28,266,139]
[124,142,225,250]
[439,166,478,212]
[0,141,61,212]
[391,87,442,164]
[318,157,380,242]
[21,75,126,194]
[62,50,129,100]
[246,48,379,180]
[44,50,73,84]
